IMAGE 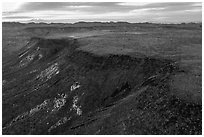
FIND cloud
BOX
[2,2,202,23]
[3,16,31,19]
[15,2,202,14]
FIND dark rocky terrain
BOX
[2,22,202,135]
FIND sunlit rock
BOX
[19,54,35,67]
[48,116,71,132]
[29,100,49,116]
[38,54,43,59]
[52,93,68,112]
[70,82,81,91]
[37,63,59,81]
[19,50,29,58]
[72,96,82,116]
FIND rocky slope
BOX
[2,37,202,135]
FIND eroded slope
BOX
[2,36,202,135]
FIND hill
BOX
[2,22,202,135]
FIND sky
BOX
[2,2,202,23]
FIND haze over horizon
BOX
[2,2,202,23]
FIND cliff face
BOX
[2,37,201,135]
